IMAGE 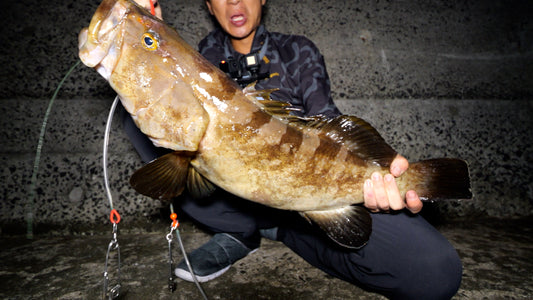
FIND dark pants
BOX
[180,191,462,300]
[122,110,462,299]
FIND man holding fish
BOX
[117,0,462,298]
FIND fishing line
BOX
[166,204,208,299]
[175,225,209,300]
[26,60,81,239]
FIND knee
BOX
[393,245,462,300]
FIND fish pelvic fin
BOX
[404,158,472,201]
[301,205,372,249]
[187,167,216,199]
[129,151,192,202]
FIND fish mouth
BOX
[78,0,129,79]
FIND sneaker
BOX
[175,233,257,282]
[259,227,279,241]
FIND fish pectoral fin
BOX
[187,168,216,199]
[301,205,372,249]
[129,151,192,201]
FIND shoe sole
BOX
[175,264,231,283]
[175,249,258,283]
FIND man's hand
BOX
[363,155,423,214]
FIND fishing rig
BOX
[28,1,208,299]
[101,96,207,299]
[101,96,122,299]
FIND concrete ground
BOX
[1,217,531,299]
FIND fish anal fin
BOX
[129,151,192,201]
[301,205,372,249]
[187,167,216,199]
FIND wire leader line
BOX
[102,96,121,210]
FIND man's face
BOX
[206,0,266,41]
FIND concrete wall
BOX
[1,0,532,231]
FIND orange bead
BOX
[109,209,121,224]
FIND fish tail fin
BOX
[405,158,472,201]
[301,205,372,249]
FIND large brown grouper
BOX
[78,0,471,249]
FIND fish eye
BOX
[142,32,158,51]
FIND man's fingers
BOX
[372,172,389,211]
[390,155,409,177]
[384,174,404,210]
[364,172,422,214]
[364,179,379,212]
[406,190,423,214]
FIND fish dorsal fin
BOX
[243,84,302,119]
[301,205,372,249]
[243,85,396,166]
[243,83,278,101]
[187,167,217,199]
[296,115,398,167]
[130,151,192,201]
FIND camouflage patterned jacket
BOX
[198,25,341,118]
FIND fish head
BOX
[79,0,211,151]
[79,0,170,112]
[78,0,131,77]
